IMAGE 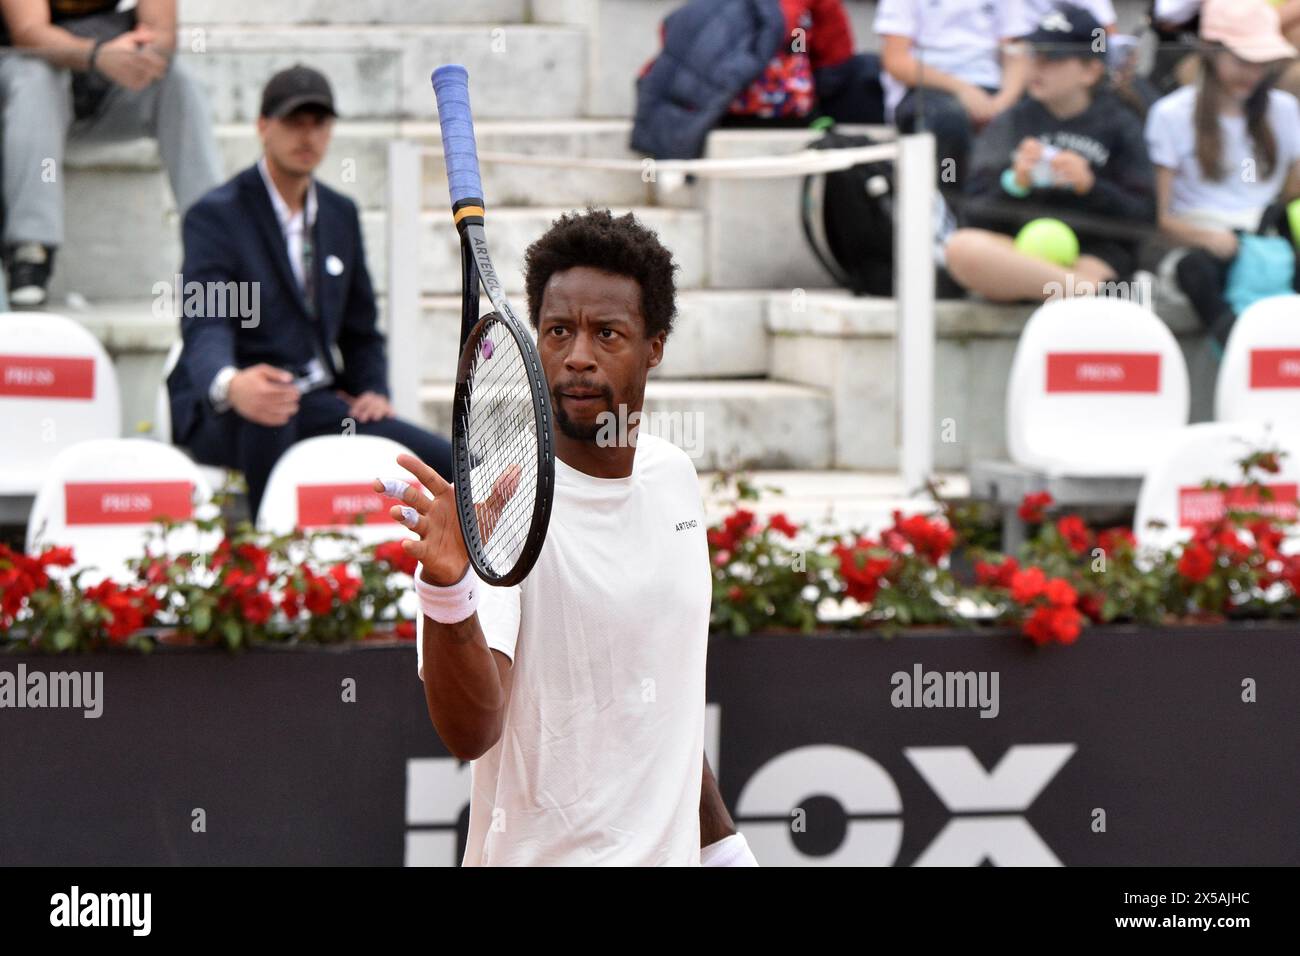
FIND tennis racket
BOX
[431,64,555,587]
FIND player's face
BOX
[536,266,665,443]
[258,108,334,178]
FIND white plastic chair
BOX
[256,435,416,558]
[1006,297,1190,475]
[25,438,218,583]
[1214,294,1300,427]
[1133,421,1300,554]
[0,311,121,495]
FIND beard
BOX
[551,384,614,441]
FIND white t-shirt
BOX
[417,432,712,866]
[1005,0,1117,38]
[1145,84,1300,231]
[874,0,1015,118]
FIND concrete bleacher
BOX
[46,0,1207,520]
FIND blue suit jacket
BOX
[166,163,389,445]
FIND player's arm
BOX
[700,754,734,845]
[700,753,759,866]
[379,453,509,762]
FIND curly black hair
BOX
[523,208,678,340]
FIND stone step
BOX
[414,289,769,382]
[179,0,528,25]
[418,378,834,471]
[766,290,1219,472]
[66,119,650,211]
[360,205,705,295]
[182,25,585,122]
[47,199,704,301]
[698,469,964,536]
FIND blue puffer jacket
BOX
[630,0,788,160]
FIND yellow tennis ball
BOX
[1014,218,1080,267]
[1288,198,1300,248]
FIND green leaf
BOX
[192,604,211,634]
[52,629,75,652]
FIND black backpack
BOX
[800,128,895,296]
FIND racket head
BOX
[451,308,555,587]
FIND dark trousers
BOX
[1174,250,1236,347]
[894,86,997,193]
[187,389,453,521]
[814,54,886,124]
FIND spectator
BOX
[944,4,1156,302]
[721,0,884,127]
[1146,0,1300,347]
[1010,0,1117,37]
[165,65,453,519]
[1151,0,1300,101]
[0,0,221,306]
[875,0,1028,189]
[631,0,884,160]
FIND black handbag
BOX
[62,8,137,120]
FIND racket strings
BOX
[461,316,542,575]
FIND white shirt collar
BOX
[257,155,317,230]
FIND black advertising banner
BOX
[0,625,1296,866]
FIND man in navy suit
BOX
[167,64,452,519]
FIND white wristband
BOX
[700,832,759,867]
[415,566,479,624]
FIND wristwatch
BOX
[209,366,238,413]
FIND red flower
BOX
[374,540,418,576]
[37,546,75,568]
[1249,520,1284,562]
[1018,491,1053,524]
[1055,515,1092,555]
[767,513,800,539]
[395,619,416,640]
[832,539,892,604]
[1023,605,1082,646]
[1010,567,1047,604]
[1044,577,1077,607]
[1078,592,1105,623]
[304,573,333,615]
[1097,527,1136,556]
[281,584,302,620]
[1177,542,1215,583]
[328,564,361,603]
[975,557,1019,588]
[707,528,736,553]
[85,580,159,644]
[722,509,756,539]
[726,585,744,603]
[886,511,956,564]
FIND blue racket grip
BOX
[431,65,484,209]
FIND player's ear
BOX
[646,330,666,369]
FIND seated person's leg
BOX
[0,55,71,305]
[1174,249,1236,347]
[894,87,975,185]
[814,53,886,124]
[944,227,1080,303]
[187,406,302,523]
[149,58,224,216]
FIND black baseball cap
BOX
[260,64,338,119]
[1025,4,1107,60]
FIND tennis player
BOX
[378,208,757,867]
